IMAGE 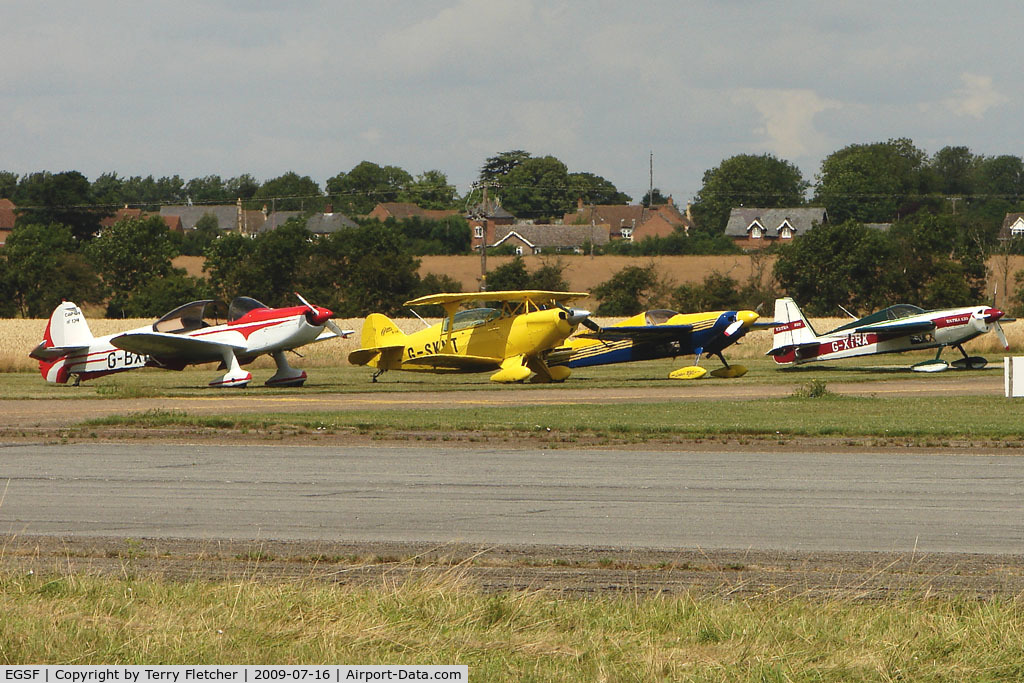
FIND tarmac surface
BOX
[1,372,1021,597]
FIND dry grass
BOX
[2,568,1022,678]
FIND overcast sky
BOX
[3,1,1023,203]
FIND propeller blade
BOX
[995,320,1009,351]
[295,292,333,327]
[294,291,315,312]
[723,320,745,337]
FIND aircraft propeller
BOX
[555,301,599,331]
[974,307,1010,351]
[995,321,1009,350]
[294,292,345,336]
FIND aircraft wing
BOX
[577,324,694,344]
[855,320,935,335]
[405,290,588,307]
[401,354,503,370]
[112,331,246,361]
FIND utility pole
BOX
[479,184,488,291]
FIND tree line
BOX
[5,139,1024,319]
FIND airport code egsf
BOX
[1,668,467,682]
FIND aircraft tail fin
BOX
[29,301,95,383]
[360,313,406,348]
[768,298,819,359]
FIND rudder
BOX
[771,298,819,351]
[360,313,405,348]
[31,301,95,383]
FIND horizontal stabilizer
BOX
[348,345,404,366]
[29,342,88,361]
[766,342,818,359]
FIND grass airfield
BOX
[3,325,1024,676]
[1,352,1019,446]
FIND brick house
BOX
[562,197,693,241]
[467,197,516,251]
[101,206,183,232]
[161,202,268,235]
[491,223,610,255]
[724,207,828,249]
[367,202,460,222]
[999,213,1024,241]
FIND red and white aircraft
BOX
[769,297,1009,372]
[30,294,351,387]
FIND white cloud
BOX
[732,89,841,159]
[944,73,1008,119]
[377,0,535,77]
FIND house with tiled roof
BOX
[491,223,610,255]
[562,197,693,241]
[161,202,268,235]
[467,196,516,251]
[367,202,460,222]
[257,209,358,236]
[724,207,828,249]
[999,213,1024,241]
[0,198,16,246]
[100,206,184,233]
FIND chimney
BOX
[685,202,693,222]
[577,197,584,211]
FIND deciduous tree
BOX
[691,154,808,234]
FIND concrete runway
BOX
[1,442,1020,554]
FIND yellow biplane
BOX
[348,290,591,383]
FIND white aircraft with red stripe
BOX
[30,294,351,387]
[769,297,1010,372]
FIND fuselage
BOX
[38,302,333,383]
[772,305,1003,365]
[549,310,757,369]
[385,306,578,372]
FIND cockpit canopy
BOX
[831,304,926,333]
[153,297,270,334]
[228,296,269,321]
[645,309,680,325]
[441,307,502,333]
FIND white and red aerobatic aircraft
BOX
[769,297,1009,372]
[30,294,351,387]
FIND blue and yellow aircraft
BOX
[348,290,592,383]
[544,308,763,379]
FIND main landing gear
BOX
[912,345,988,372]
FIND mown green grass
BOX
[0,354,991,400]
[1,570,1022,678]
[83,394,1024,442]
